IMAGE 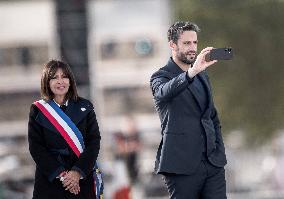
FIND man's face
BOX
[173,31,198,64]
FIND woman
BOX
[28,60,101,199]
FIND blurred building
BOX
[88,0,170,165]
[88,1,170,197]
[0,1,58,198]
[0,0,170,198]
[0,0,57,178]
[0,0,57,130]
[0,0,170,157]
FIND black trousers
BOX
[162,158,226,199]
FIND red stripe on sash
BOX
[34,102,81,157]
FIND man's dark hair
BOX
[41,59,79,101]
[167,21,200,43]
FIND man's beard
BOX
[177,51,196,65]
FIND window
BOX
[103,86,155,116]
[0,91,40,121]
[99,38,155,60]
[0,45,49,67]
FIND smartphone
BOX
[205,48,233,62]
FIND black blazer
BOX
[28,97,101,199]
[150,58,226,175]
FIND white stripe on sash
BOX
[38,100,83,153]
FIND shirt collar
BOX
[53,99,69,107]
[167,57,190,74]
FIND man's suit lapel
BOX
[187,78,204,111]
[198,71,213,116]
[187,71,213,113]
[166,58,213,113]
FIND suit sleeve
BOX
[211,106,222,137]
[211,106,226,153]
[28,104,65,182]
[150,70,193,102]
[71,104,101,178]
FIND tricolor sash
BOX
[34,99,104,199]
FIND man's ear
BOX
[169,40,177,51]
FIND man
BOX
[150,21,227,199]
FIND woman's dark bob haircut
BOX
[41,59,78,101]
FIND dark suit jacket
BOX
[150,58,226,175]
[28,97,101,199]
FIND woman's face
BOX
[49,68,70,98]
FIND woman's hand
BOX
[62,170,81,195]
[69,184,80,195]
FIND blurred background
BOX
[0,0,284,198]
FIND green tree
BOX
[173,0,284,144]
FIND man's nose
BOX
[188,44,196,50]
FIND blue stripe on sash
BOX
[48,100,85,150]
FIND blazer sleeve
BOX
[71,104,101,178]
[210,105,226,154]
[28,104,65,182]
[150,70,194,102]
[211,105,222,137]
